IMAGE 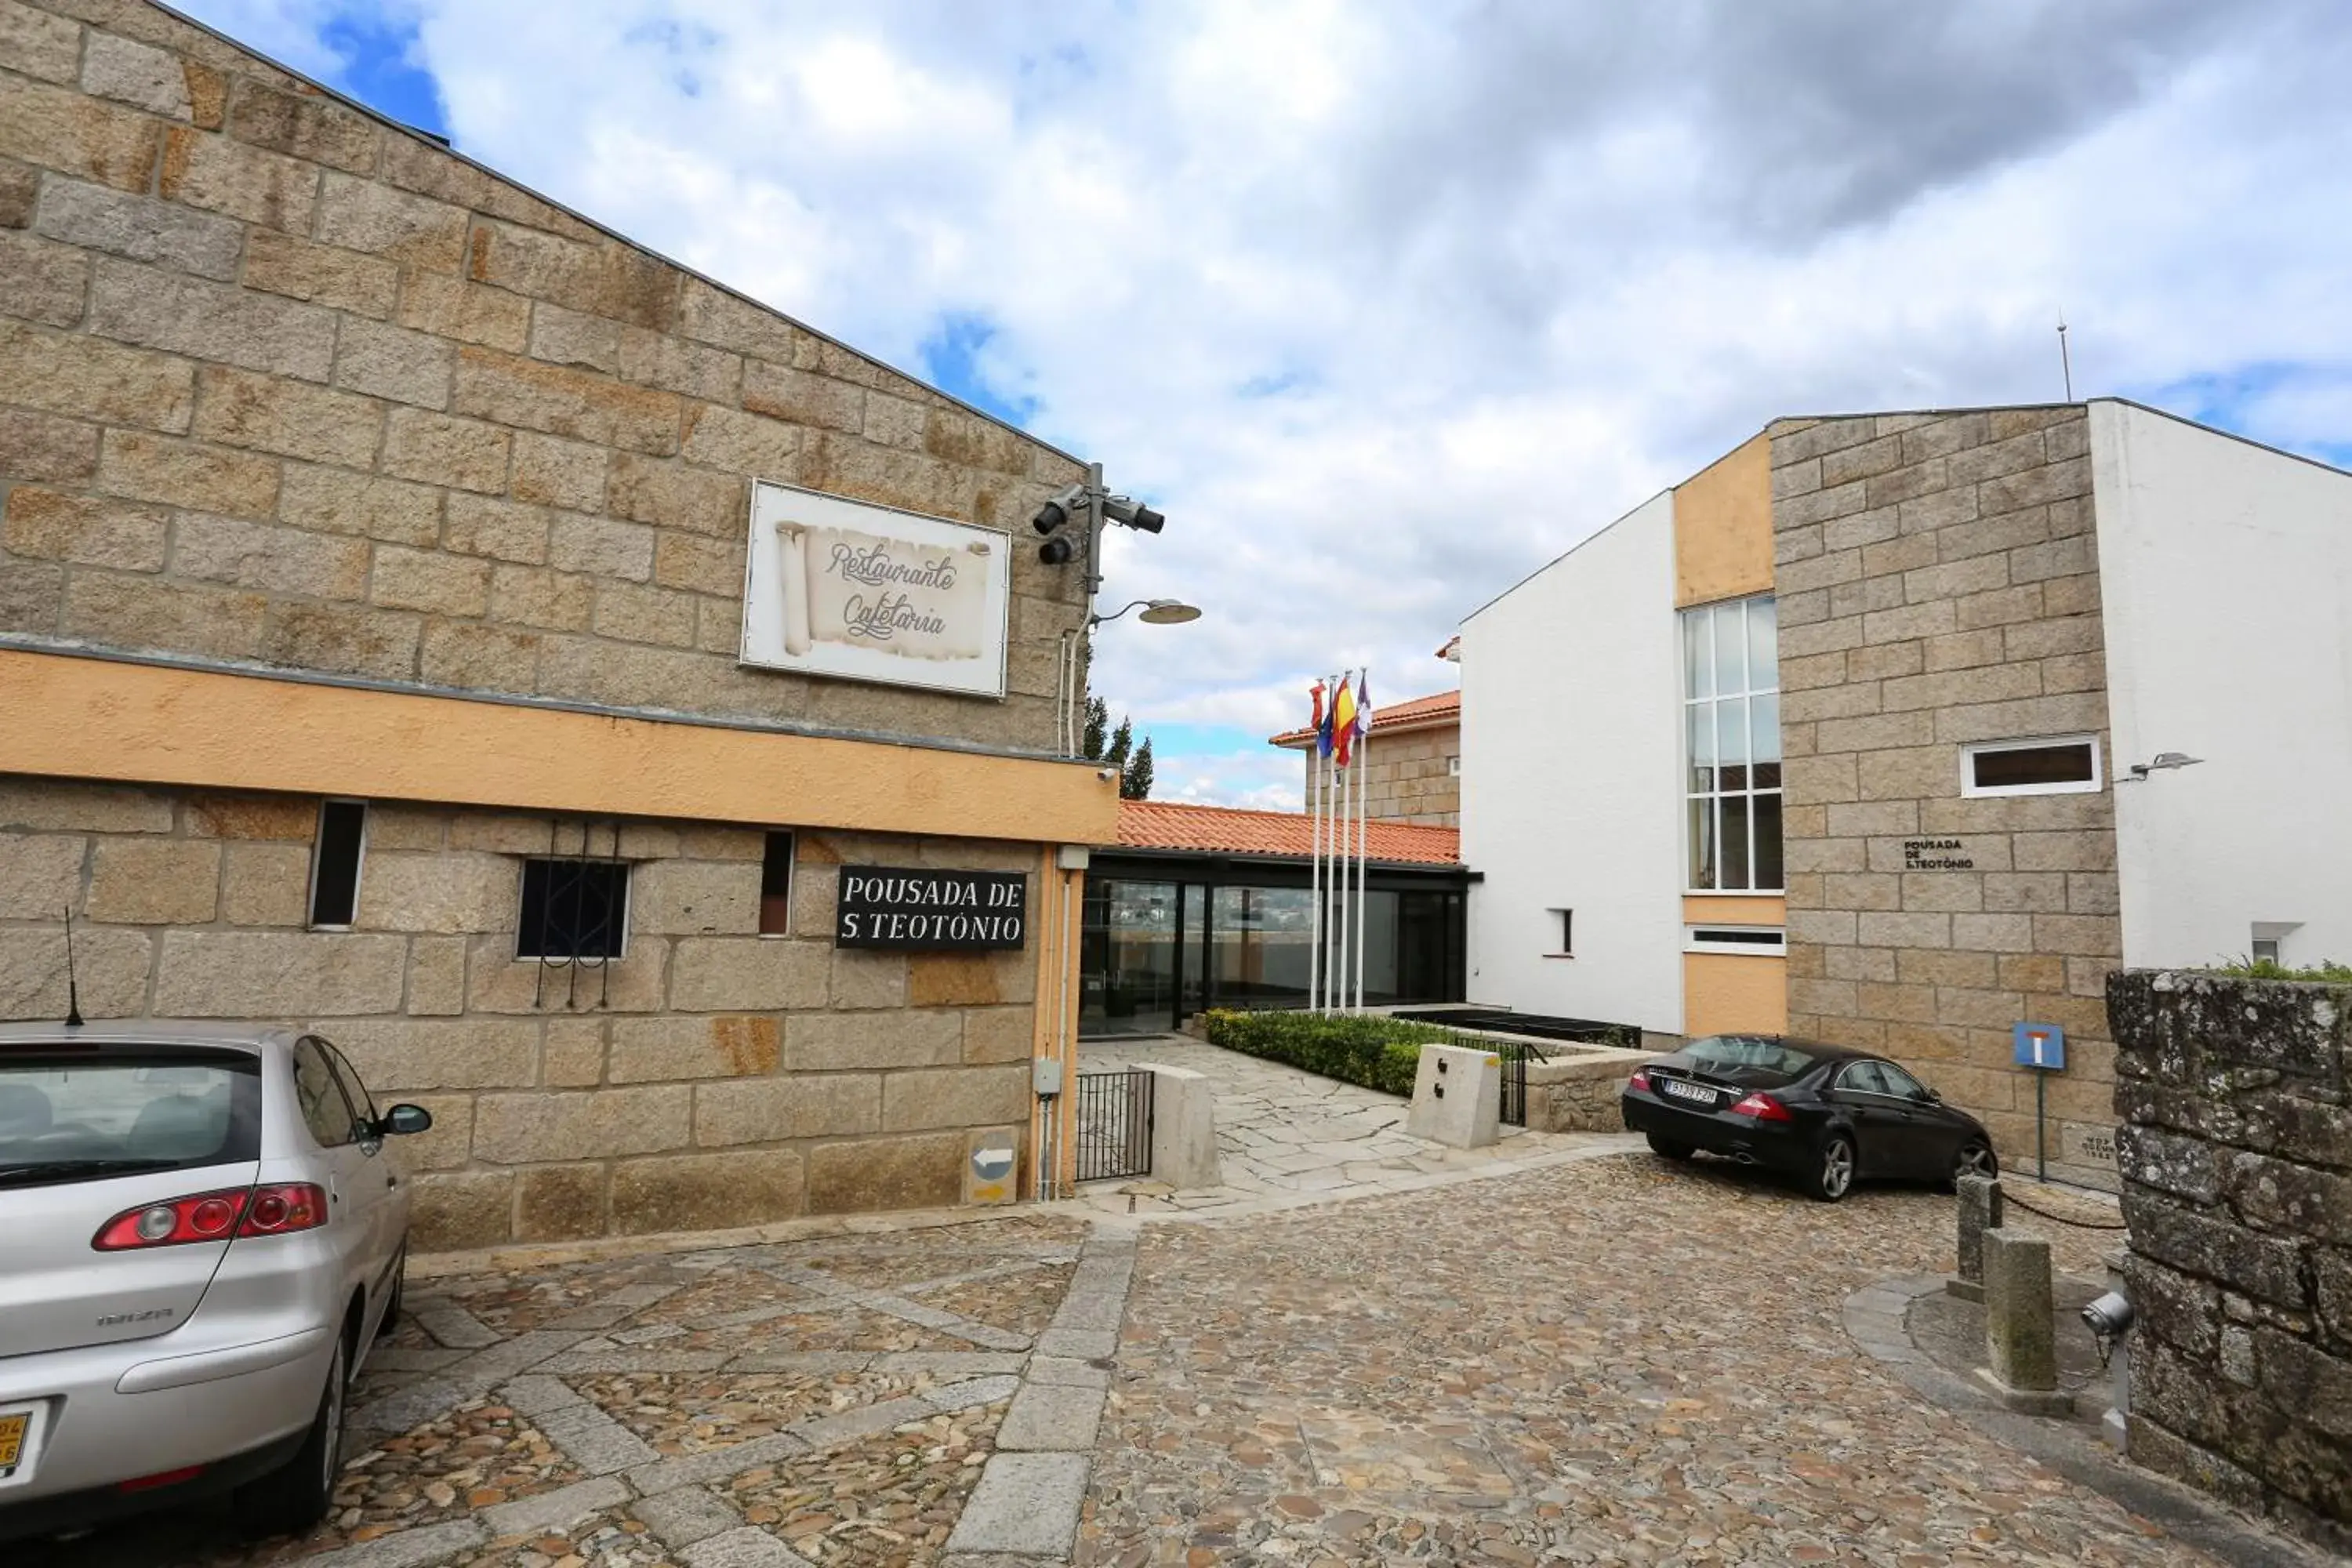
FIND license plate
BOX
[1661,1079,1718,1106]
[0,1412,27,1472]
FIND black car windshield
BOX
[1682,1035,1820,1078]
[0,1048,261,1187]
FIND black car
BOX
[1619,1033,1997,1201]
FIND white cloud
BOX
[189,0,2352,803]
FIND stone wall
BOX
[1293,724,1460,826]
[2107,969,2352,1552]
[1522,1047,1644,1134]
[0,0,1088,751]
[0,774,1039,1250]
[1771,407,2122,1187]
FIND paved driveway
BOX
[29,1212,1109,1568]
[1078,1153,2218,1567]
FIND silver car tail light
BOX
[93,1184,327,1250]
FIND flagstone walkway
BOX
[1069,1036,1640,1219]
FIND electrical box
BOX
[1033,1057,1065,1097]
[1056,845,1091,871]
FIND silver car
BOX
[0,1022,431,1541]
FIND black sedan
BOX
[1620,1033,1997,1201]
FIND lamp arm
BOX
[1091,600,1149,627]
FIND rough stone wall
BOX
[1523,1050,1642,1134]
[1771,407,2122,1188]
[0,774,1039,1250]
[2107,969,2352,1552]
[1293,724,1460,826]
[0,0,1088,751]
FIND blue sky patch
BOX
[920,313,1040,428]
[318,10,448,140]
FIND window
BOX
[1835,1060,1891,1096]
[1446,755,1461,777]
[309,799,367,927]
[1548,908,1574,956]
[760,831,794,935]
[1962,735,2101,797]
[292,1038,361,1149]
[1877,1061,1929,1100]
[1682,595,1780,891]
[517,858,630,960]
[321,1041,377,1131]
[1685,926,1787,956]
[2252,938,2281,965]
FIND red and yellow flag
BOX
[1331,677,1359,767]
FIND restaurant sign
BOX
[740,480,1012,698]
[834,866,1029,951]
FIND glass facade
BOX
[1682,594,1782,891]
[1079,860,1466,1036]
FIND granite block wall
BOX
[1,774,1040,1250]
[2108,969,2352,1553]
[1294,724,1460,826]
[1772,406,2122,1187]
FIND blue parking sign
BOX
[2013,1022,2065,1070]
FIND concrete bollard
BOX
[1975,1227,2071,1414]
[1406,1043,1501,1149]
[1132,1063,1220,1191]
[1948,1173,2004,1302]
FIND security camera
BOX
[1100,495,1166,534]
[1096,768,1116,782]
[2081,1290,2133,1340]
[1033,485,1086,536]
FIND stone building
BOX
[1271,689,1461,826]
[1461,400,2352,1188]
[0,0,1131,1247]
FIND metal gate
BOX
[1497,1041,1546,1128]
[1074,1069,1155,1181]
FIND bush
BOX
[1197,1009,1474,1098]
[2205,956,2352,983]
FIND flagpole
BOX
[1356,689,1370,1013]
[1308,699,1321,1016]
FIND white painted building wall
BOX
[2091,400,2352,971]
[1460,492,1686,1033]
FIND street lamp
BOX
[1093,597,1201,628]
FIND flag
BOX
[1318,674,1345,759]
[1355,673,1373,739]
[1331,676,1359,767]
[1308,679,1326,735]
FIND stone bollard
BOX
[1948,1173,2004,1302]
[1975,1227,2071,1414]
[1406,1044,1501,1149]
[1132,1063,1220,1191]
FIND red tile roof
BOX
[1116,799,1461,866]
[1269,688,1461,746]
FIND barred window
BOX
[1682,595,1782,891]
[517,858,629,960]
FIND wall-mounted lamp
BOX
[1093,597,1200,628]
[2120,751,2204,782]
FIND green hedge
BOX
[1197,1009,1472,1098]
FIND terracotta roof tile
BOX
[1269,688,1460,746]
[1116,799,1460,866]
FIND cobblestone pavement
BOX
[1073,1038,1635,1218]
[28,1211,1120,1568]
[1080,1152,2219,1567]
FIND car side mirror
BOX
[381,1103,434,1137]
[1913,1087,1940,1105]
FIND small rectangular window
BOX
[309,800,366,927]
[2251,938,2281,965]
[760,831,794,935]
[1685,926,1788,955]
[1962,735,2101,797]
[1446,755,1461,777]
[518,858,629,960]
[1546,908,1573,956]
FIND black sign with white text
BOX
[834,866,1029,951]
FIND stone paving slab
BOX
[948,1451,1092,1558]
[1076,1149,2269,1566]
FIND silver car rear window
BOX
[0,1048,261,1187]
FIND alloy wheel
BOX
[1821,1138,1853,1199]
[1956,1142,1997,1180]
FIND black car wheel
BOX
[1806,1133,1856,1203]
[1951,1139,1998,1185]
[234,1334,345,1539]
[1645,1132,1696,1161]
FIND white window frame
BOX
[1680,593,1782,895]
[1960,734,2103,798]
[1683,926,1788,956]
[1446,754,1461,777]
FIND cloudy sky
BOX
[184,0,2352,808]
